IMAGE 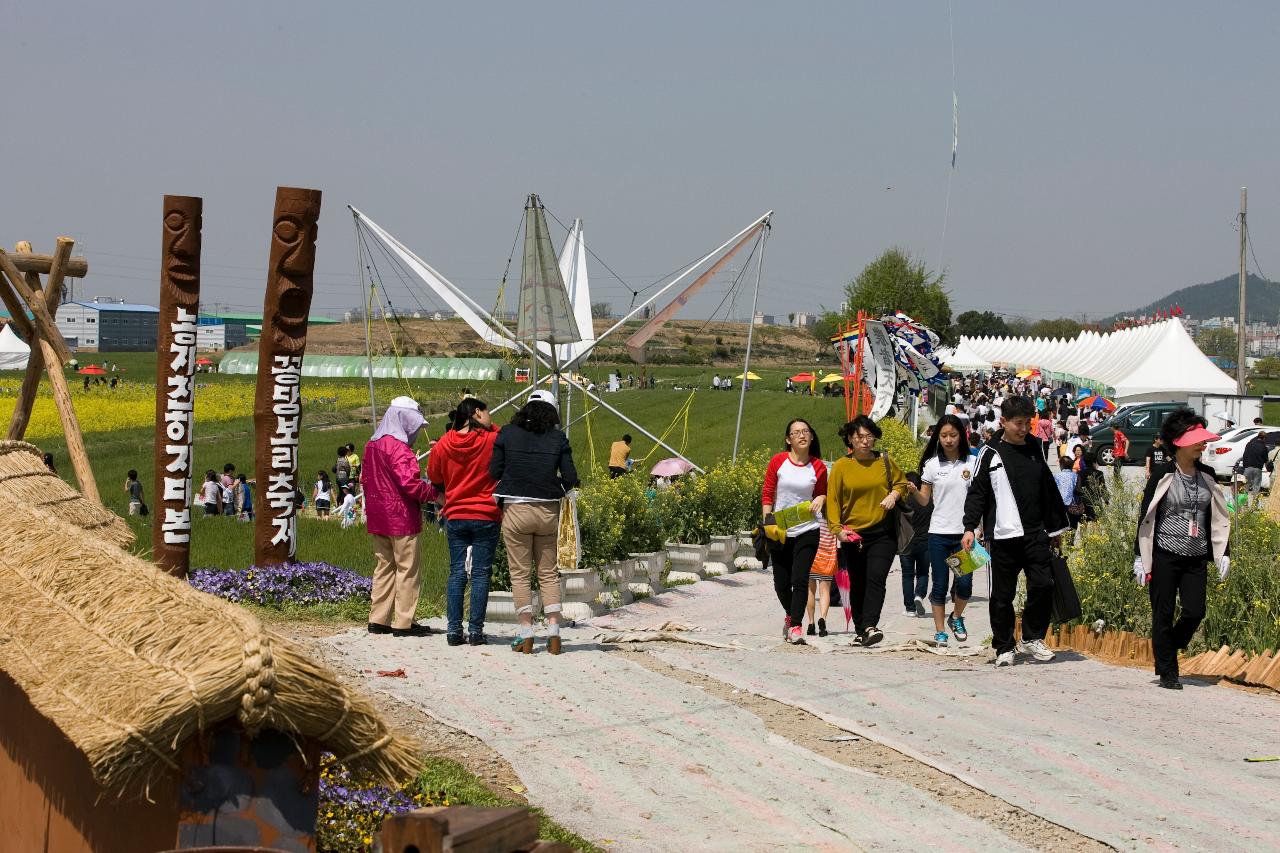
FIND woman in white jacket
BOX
[1133,409,1231,691]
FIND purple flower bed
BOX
[319,753,438,851]
[189,561,372,607]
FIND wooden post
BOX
[6,246,44,440]
[0,271,35,341]
[8,241,73,441]
[153,196,202,578]
[0,249,72,365]
[253,187,321,566]
[2,239,99,502]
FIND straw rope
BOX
[0,441,132,548]
[0,479,419,796]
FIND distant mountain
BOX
[1103,274,1280,324]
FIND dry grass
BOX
[0,486,419,796]
[0,440,133,549]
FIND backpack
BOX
[335,456,352,480]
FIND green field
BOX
[26,353,864,620]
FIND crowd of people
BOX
[363,390,578,651]
[762,393,1229,690]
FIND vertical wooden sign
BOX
[253,187,321,567]
[154,195,202,577]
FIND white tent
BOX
[941,339,992,372]
[953,320,1235,402]
[0,323,30,371]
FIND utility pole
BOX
[1238,187,1248,395]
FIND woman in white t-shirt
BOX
[906,414,975,647]
[200,470,221,517]
[313,470,333,518]
[762,418,828,645]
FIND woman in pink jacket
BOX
[362,396,435,637]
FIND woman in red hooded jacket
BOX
[427,397,500,647]
[361,396,435,637]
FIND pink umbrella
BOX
[835,563,851,630]
[650,458,694,477]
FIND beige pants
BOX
[370,534,421,629]
[502,502,561,615]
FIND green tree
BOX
[954,310,1011,338]
[1252,355,1280,377]
[1028,318,1083,339]
[809,309,842,347]
[843,248,951,341]
[1197,327,1238,359]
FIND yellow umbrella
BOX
[819,373,847,384]
[735,372,761,381]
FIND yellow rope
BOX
[581,383,600,473]
[637,389,696,464]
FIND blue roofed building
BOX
[55,298,159,352]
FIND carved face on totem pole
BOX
[267,189,321,349]
[162,196,202,299]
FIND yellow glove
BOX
[762,513,786,545]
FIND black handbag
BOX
[882,453,915,553]
[1049,549,1081,623]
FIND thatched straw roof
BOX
[0,490,419,796]
[0,440,133,549]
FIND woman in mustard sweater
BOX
[826,415,909,647]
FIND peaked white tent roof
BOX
[0,323,30,371]
[953,320,1235,402]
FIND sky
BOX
[5,1,1279,324]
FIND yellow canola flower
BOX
[0,378,371,440]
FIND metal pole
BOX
[733,223,770,462]
[354,211,378,424]
[1238,187,1248,395]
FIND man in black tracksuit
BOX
[962,396,1071,666]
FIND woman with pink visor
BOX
[1133,409,1231,690]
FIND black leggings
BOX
[841,522,897,634]
[1148,547,1207,678]
[772,528,820,626]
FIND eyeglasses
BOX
[788,429,812,437]
[850,433,876,443]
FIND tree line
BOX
[809,247,1084,347]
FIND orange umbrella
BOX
[77,365,106,375]
[196,357,214,366]
[788,373,815,382]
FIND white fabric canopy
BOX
[953,320,1235,402]
[0,323,30,371]
[941,339,992,372]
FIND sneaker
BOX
[934,631,949,647]
[817,618,828,638]
[995,651,1015,667]
[913,596,927,617]
[783,615,791,640]
[862,626,884,648]
[850,634,864,647]
[467,632,487,646]
[807,623,817,636]
[947,612,968,642]
[1017,638,1056,661]
[788,626,807,645]
[902,609,917,617]
[367,622,393,635]
[1158,675,1183,690]
[446,633,466,647]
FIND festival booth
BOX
[951,320,1236,402]
[0,322,31,370]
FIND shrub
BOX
[1065,478,1280,654]
[876,417,925,473]
[652,451,767,544]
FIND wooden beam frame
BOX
[2,238,99,503]
[6,252,88,278]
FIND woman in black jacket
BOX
[1133,409,1231,690]
[489,390,580,654]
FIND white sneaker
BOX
[913,596,927,617]
[902,609,917,617]
[1017,639,1056,661]
[995,651,1015,667]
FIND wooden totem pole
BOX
[0,238,98,503]
[153,195,202,577]
[253,187,321,567]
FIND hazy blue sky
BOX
[6,1,1278,323]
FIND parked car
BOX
[1206,426,1280,489]
[1088,402,1184,465]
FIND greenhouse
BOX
[218,353,506,381]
